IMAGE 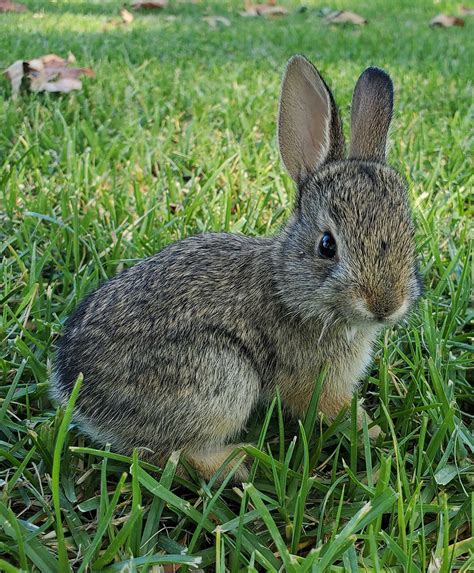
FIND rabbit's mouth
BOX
[350,297,411,326]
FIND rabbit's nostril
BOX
[367,302,394,320]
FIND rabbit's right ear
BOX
[278,55,344,184]
[349,67,393,162]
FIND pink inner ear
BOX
[278,57,332,183]
[300,75,331,176]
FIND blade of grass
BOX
[244,483,297,573]
[52,374,83,573]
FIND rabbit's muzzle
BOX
[364,288,408,323]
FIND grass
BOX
[0,0,472,570]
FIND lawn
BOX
[1,0,473,571]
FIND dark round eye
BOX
[318,232,337,259]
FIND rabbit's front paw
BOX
[367,422,383,440]
[186,444,250,484]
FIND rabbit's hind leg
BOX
[185,444,250,483]
[179,348,260,483]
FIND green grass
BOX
[1,0,473,570]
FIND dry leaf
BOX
[240,0,288,17]
[325,10,367,25]
[160,565,181,573]
[131,0,168,9]
[4,60,24,97]
[39,77,83,93]
[120,8,134,24]
[240,5,288,17]
[5,53,95,98]
[430,13,465,27]
[203,15,231,28]
[459,5,474,16]
[41,53,70,66]
[0,0,27,12]
[258,5,288,16]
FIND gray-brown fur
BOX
[350,67,394,161]
[51,55,421,480]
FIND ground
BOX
[0,0,473,571]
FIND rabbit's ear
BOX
[278,55,344,184]
[349,67,393,162]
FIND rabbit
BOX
[51,55,421,482]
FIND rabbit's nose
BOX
[366,296,406,322]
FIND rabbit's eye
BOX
[318,232,337,259]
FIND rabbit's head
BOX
[276,56,421,327]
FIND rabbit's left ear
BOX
[349,67,394,162]
[278,55,345,184]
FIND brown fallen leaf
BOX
[0,0,27,12]
[430,13,465,27]
[459,5,474,16]
[120,7,134,24]
[41,53,75,66]
[5,53,95,98]
[4,60,24,97]
[131,0,168,9]
[325,10,367,25]
[240,6,288,17]
[203,15,231,28]
[36,77,83,93]
[240,0,288,17]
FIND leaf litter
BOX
[429,14,465,27]
[5,53,95,99]
[240,0,289,18]
[324,10,367,25]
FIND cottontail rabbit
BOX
[52,56,421,481]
